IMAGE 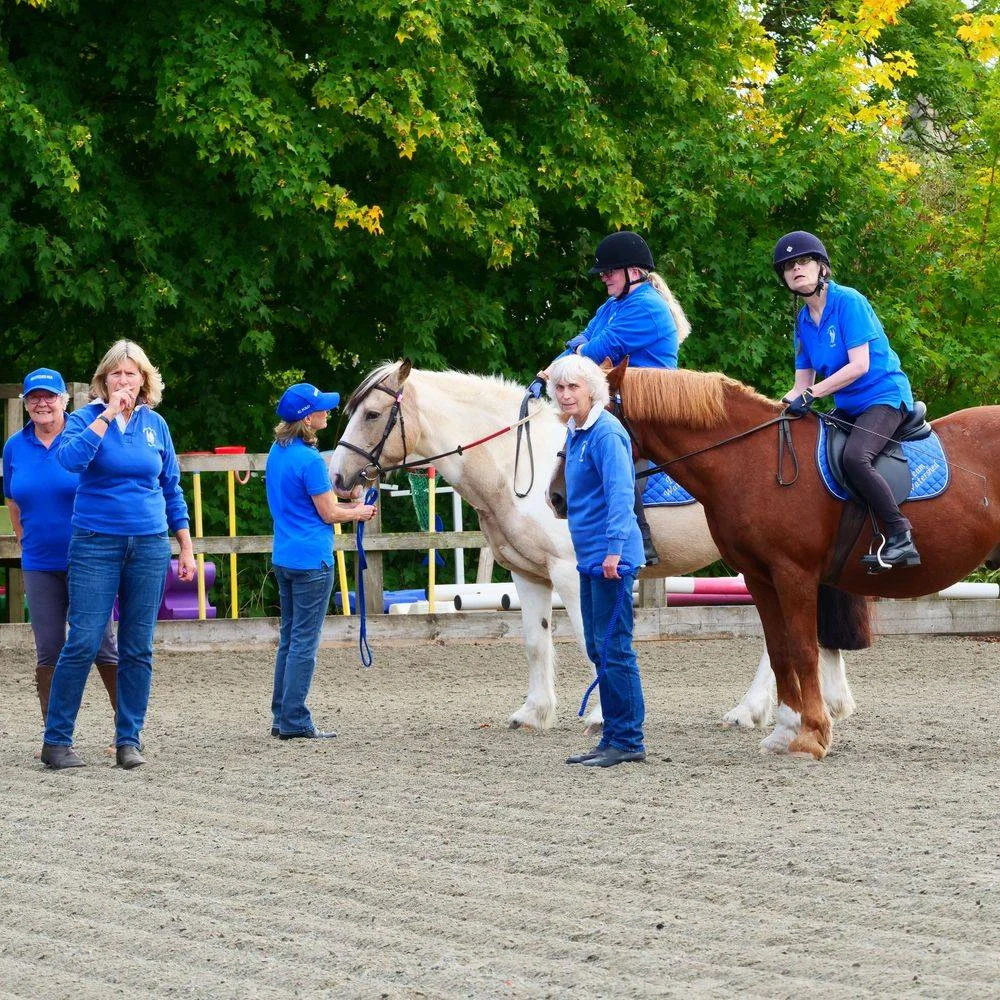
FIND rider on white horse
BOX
[528,231,688,566]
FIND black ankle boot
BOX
[880,530,921,567]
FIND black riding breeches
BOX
[842,404,911,536]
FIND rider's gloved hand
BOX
[527,377,546,399]
[784,388,814,416]
[565,334,588,351]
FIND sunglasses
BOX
[782,255,817,272]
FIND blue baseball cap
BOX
[21,368,67,397]
[276,383,341,422]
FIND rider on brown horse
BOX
[775,231,921,570]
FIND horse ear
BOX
[607,356,629,391]
[397,359,413,385]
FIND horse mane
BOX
[345,362,403,416]
[621,368,778,429]
[346,361,526,416]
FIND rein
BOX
[612,390,804,486]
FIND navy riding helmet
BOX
[772,231,830,279]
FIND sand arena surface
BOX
[1,634,998,998]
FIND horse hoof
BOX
[788,733,828,760]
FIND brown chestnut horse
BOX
[604,362,1000,760]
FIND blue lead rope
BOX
[577,563,635,718]
[354,486,379,668]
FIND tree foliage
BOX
[1,0,997,459]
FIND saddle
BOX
[819,402,948,581]
[822,402,933,505]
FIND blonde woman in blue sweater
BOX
[40,341,194,770]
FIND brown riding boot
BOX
[96,662,118,756]
[35,665,55,723]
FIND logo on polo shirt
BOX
[145,427,158,447]
[828,325,837,347]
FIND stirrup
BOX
[860,533,892,574]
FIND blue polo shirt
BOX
[266,439,334,569]
[57,402,190,535]
[578,281,679,369]
[563,407,644,573]
[794,281,913,415]
[3,422,79,571]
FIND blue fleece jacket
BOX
[563,407,644,573]
[56,402,189,535]
[3,422,80,570]
[578,281,679,369]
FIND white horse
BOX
[329,361,855,739]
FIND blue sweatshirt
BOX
[578,281,679,369]
[56,402,189,535]
[563,407,644,573]
[266,439,334,570]
[3,422,80,571]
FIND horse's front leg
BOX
[550,563,603,734]
[508,572,558,730]
[820,647,856,721]
[774,577,831,760]
[721,648,776,729]
[744,574,803,754]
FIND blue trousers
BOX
[272,564,335,736]
[45,530,170,749]
[580,572,645,753]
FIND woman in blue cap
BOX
[3,368,118,741]
[774,231,919,569]
[267,383,377,740]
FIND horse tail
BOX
[817,585,873,650]
[647,272,692,345]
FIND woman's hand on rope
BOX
[602,554,622,579]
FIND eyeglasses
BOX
[782,255,816,272]
[24,392,59,406]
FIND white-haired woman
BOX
[40,341,195,770]
[3,368,117,737]
[548,354,647,768]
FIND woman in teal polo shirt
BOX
[266,383,377,740]
[774,231,919,569]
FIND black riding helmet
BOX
[772,231,830,297]
[589,231,654,299]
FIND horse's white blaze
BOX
[759,703,801,754]
[330,365,849,732]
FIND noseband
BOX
[334,383,408,483]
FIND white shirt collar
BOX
[568,402,604,432]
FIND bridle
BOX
[334,375,546,488]
[334,383,408,484]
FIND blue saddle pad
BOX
[641,470,696,507]
[817,422,949,502]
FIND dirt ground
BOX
[1,633,998,999]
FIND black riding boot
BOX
[634,486,659,567]
[879,529,921,568]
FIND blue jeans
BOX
[580,572,645,753]
[45,530,171,749]
[272,564,334,736]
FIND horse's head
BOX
[985,543,1000,571]
[545,450,568,519]
[330,359,413,496]
[605,357,630,397]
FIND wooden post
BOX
[475,546,495,584]
[638,575,665,609]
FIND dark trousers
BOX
[842,404,911,536]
